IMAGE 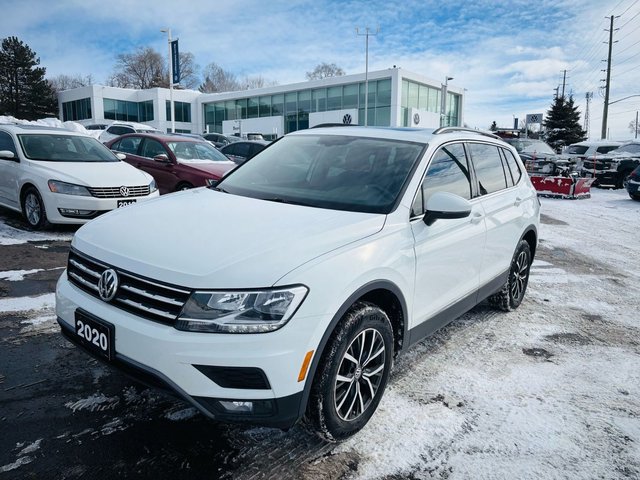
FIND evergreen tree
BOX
[0,36,57,120]
[542,95,586,151]
[489,120,497,131]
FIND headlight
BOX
[48,180,91,196]
[149,179,157,192]
[176,285,308,333]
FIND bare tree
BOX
[199,63,240,93]
[305,63,345,81]
[172,51,199,89]
[241,75,278,90]
[109,47,165,89]
[48,73,94,93]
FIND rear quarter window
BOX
[468,143,508,195]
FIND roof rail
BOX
[432,127,501,140]
[310,123,357,129]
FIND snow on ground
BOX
[0,219,73,245]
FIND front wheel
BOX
[22,187,50,230]
[488,240,532,312]
[306,302,393,442]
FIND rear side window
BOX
[468,143,507,195]
[566,145,588,155]
[596,146,619,154]
[502,148,522,185]
[412,143,471,216]
[141,139,166,158]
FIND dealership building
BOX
[58,68,465,137]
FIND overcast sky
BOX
[3,0,639,140]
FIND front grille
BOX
[87,185,150,198]
[67,249,191,325]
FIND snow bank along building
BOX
[58,68,465,137]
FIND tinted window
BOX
[107,126,134,136]
[0,131,17,155]
[412,143,471,216]
[469,143,507,195]
[233,143,251,158]
[502,148,522,185]
[596,146,619,154]
[113,136,142,154]
[218,135,424,214]
[141,139,166,158]
[249,144,266,158]
[566,145,588,155]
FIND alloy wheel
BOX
[334,328,386,422]
[510,250,530,302]
[25,193,41,226]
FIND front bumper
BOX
[56,273,318,429]
[43,190,160,225]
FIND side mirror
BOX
[423,192,472,226]
[153,154,170,163]
[0,150,16,160]
[115,153,126,161]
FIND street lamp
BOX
[160,28,175,133]
[440,76,454,127]
[356,26,379,127]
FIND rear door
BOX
[467,142,527,289]
[137,138,178,194]
[410,142,486,333]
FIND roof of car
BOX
[108,132,210,143]
[291,125,503,144]
[0,124,83,134]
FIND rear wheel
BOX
[22,187,50,230]
[488,240,532,312]
[306,301,393,442]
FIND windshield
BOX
[506,139,556,155]
[217,134,425,214]
[615,143,640,155]
[19,134,118,162]
[167,141,231,163]
[566,145,588,155]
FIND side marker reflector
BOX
[297,350,314,382]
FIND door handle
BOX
[470,212,484,224]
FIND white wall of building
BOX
[221,116,284,137]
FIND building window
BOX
[62,98,92,121]
[166,101,191,122]
[312,88,326,112]
[259,96,271,117]
[104,98,154,122]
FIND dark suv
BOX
[106,133,237,194]
[581,141,640,188]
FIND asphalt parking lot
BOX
[1,189,639,480]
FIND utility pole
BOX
[601,15,616,139]
[560,69,567,98]
[584,92,593,138]
[356,26,379,127]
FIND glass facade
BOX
[104,98,154,122]
[203,78,393,134]
[166,101,192,123]
[400,79,460,127]
[62,98,92,121]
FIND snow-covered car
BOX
[563,140,622,161]
[580,141,640,188]
[98,121,162,144]
[56,126,540,441]
[0,124,159,229]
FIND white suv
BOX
[56,126,539,441]
[98,122,162,144]
[0,124,159,229]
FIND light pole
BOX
[160,28,175,133]
[440,76,453,127]
[356,26,379,127]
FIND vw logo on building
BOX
[413,113,421,125]
[97,269,119,302]
[119,186,130,197]
[342,114,352,125]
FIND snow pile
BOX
[0,115,97,137]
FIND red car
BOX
[106,133,237,194]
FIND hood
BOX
[177,159,237,178]
[27,160,151,187]
[72,188,385,289]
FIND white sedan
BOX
[0,124,158,229]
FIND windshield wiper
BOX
[262,197,311,207]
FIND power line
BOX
[615,62,640,76]
[618,0,639,17]
[616,37,640,55]
[618,8,640,29]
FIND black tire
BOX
[21,186,50,230]
[618,170,632,189]
[306,301,394,442]
[631,194,640,202]
[488,240,532,312]
[175,182,194,191]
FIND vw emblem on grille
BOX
[342,114,352,125]
[119,186,130,197]
[413,113,420,125]
[98,269,119,302]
